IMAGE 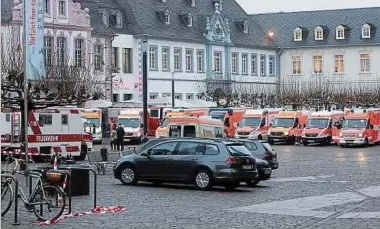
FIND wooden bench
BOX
[87,151,122,175]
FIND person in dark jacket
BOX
[116,124,125,151]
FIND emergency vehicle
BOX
[236,108,282,140]
[208,108,245,138]
[301,110,344,146]
[157,116,226,138]
[1,107,93,160]
[118,109,145,143]
[338,108,380,147]
[81,108,103,144]
[267,110,310,145]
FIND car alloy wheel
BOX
[194,170,213,190]
[120,166,138,185]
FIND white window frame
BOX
[58,0,66,17]
[56,37,66,67]
[44,36,52,66]
[336,26,345,40]
[161,47,170,71]
[174,48,182,71]
[243,20,248,33]
[116,12,122,28]
[93,44,103,72]
[268,55,275,76]
[187,13,193,27]
[214,52,222,73]
[251,54,257,75]
[44,0,51,15]
[260,55,266,76]
[185,49,193,72]
[362,24,371,38]
[101,10,109,26]
[315,27,324,40]
[196,50,204,73]
[149,93,159,99]
[293,28,302,41]
[360,54,371,73]
[231,53,238,74]
[74,39,84,67]
[196,93,203,99]
[334,55,344,73]
[313,55,323,74]
[149,46,158,70]
[186,93,194,100]
[174,93,183,100]
[292,56,301,75]
[241,53,248,74]
[164,11,170,25]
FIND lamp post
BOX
[142,38,148,137]
[171,71,175,108]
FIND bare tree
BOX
[1,35,101,151]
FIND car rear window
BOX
[262,142,275,151]
[226,144,252,156]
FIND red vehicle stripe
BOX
[66,146,80,152]
[70,109,79,114]
[28,134,86,143]
[28,111,42,135]
[53,146,62,153]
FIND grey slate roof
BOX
[251,7,380,49]
[1,0,13,24]
[105,0,278,49]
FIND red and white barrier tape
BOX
[39,205,126,226]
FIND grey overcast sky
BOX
[236,0,380,14]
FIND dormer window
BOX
[101,10,109,26]
[191,0,196,7]
[116,11,122,28]
[336,25,345,39]
[243,20,248,33]
[362,24,371,38]
[187,13,193,27]
[162,0,166,3]
[315,26,324,40]
[294,27,303,41]
[164,10,170,24]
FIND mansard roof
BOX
[103,0,278,49]
[251,7,380,48]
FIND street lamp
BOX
[142,38,148,137]
[171,71,175,108]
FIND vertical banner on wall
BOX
[25,0,45,79]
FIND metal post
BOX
[171,71,175,108]
[23,0,29,172]
[142,39,148,137]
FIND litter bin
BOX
[37,164,90,196]
[100,148,108,161]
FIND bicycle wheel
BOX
[1,180,14,216]
[32,184,66,221]
[7,161,18,173]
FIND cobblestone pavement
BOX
[2,143,380,229]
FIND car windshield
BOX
[306,118,329,128]
[227,144,252,156]
[119,118,140,128]
[239,117,261,127]
[343,119,367,129]
[86,118,100,128]
[272,118,294,128]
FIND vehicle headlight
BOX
[358,133,363,137]
[318,133,326,137]
[284,132,288,135]
[339,133,343,137]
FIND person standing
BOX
[116,124,125,151]
[110,124,117,150]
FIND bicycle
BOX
[1,169,66,221]
[2,155,35,174]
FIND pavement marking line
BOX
[227,192,365,218]
[338,212,380,219]
[268,175,334,183]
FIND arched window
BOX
[314,26,324,40]
[187,13,193,27]
[336,25,345,39]
[116,11,122,28]
[101,10,109,26]
[164,10,170,24]
[362,24,371,38]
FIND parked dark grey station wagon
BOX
[113,139,258,190]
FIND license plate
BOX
[242,165,252,170]
[273,139,280,142]
[309,140,315,143]
[124,139,130,142]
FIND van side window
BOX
[150,109,159,118]
[62,114,68,125]
[215,127,223,138]
[183,125,196,137]
[169,125,182,137]
[204,144,219,155]
[39,114,52,125]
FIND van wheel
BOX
[74,146,87,161]
[194,169,213,191]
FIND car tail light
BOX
[225,156,238,164]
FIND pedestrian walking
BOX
[110,124,117,150]
[116,124,125,151]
